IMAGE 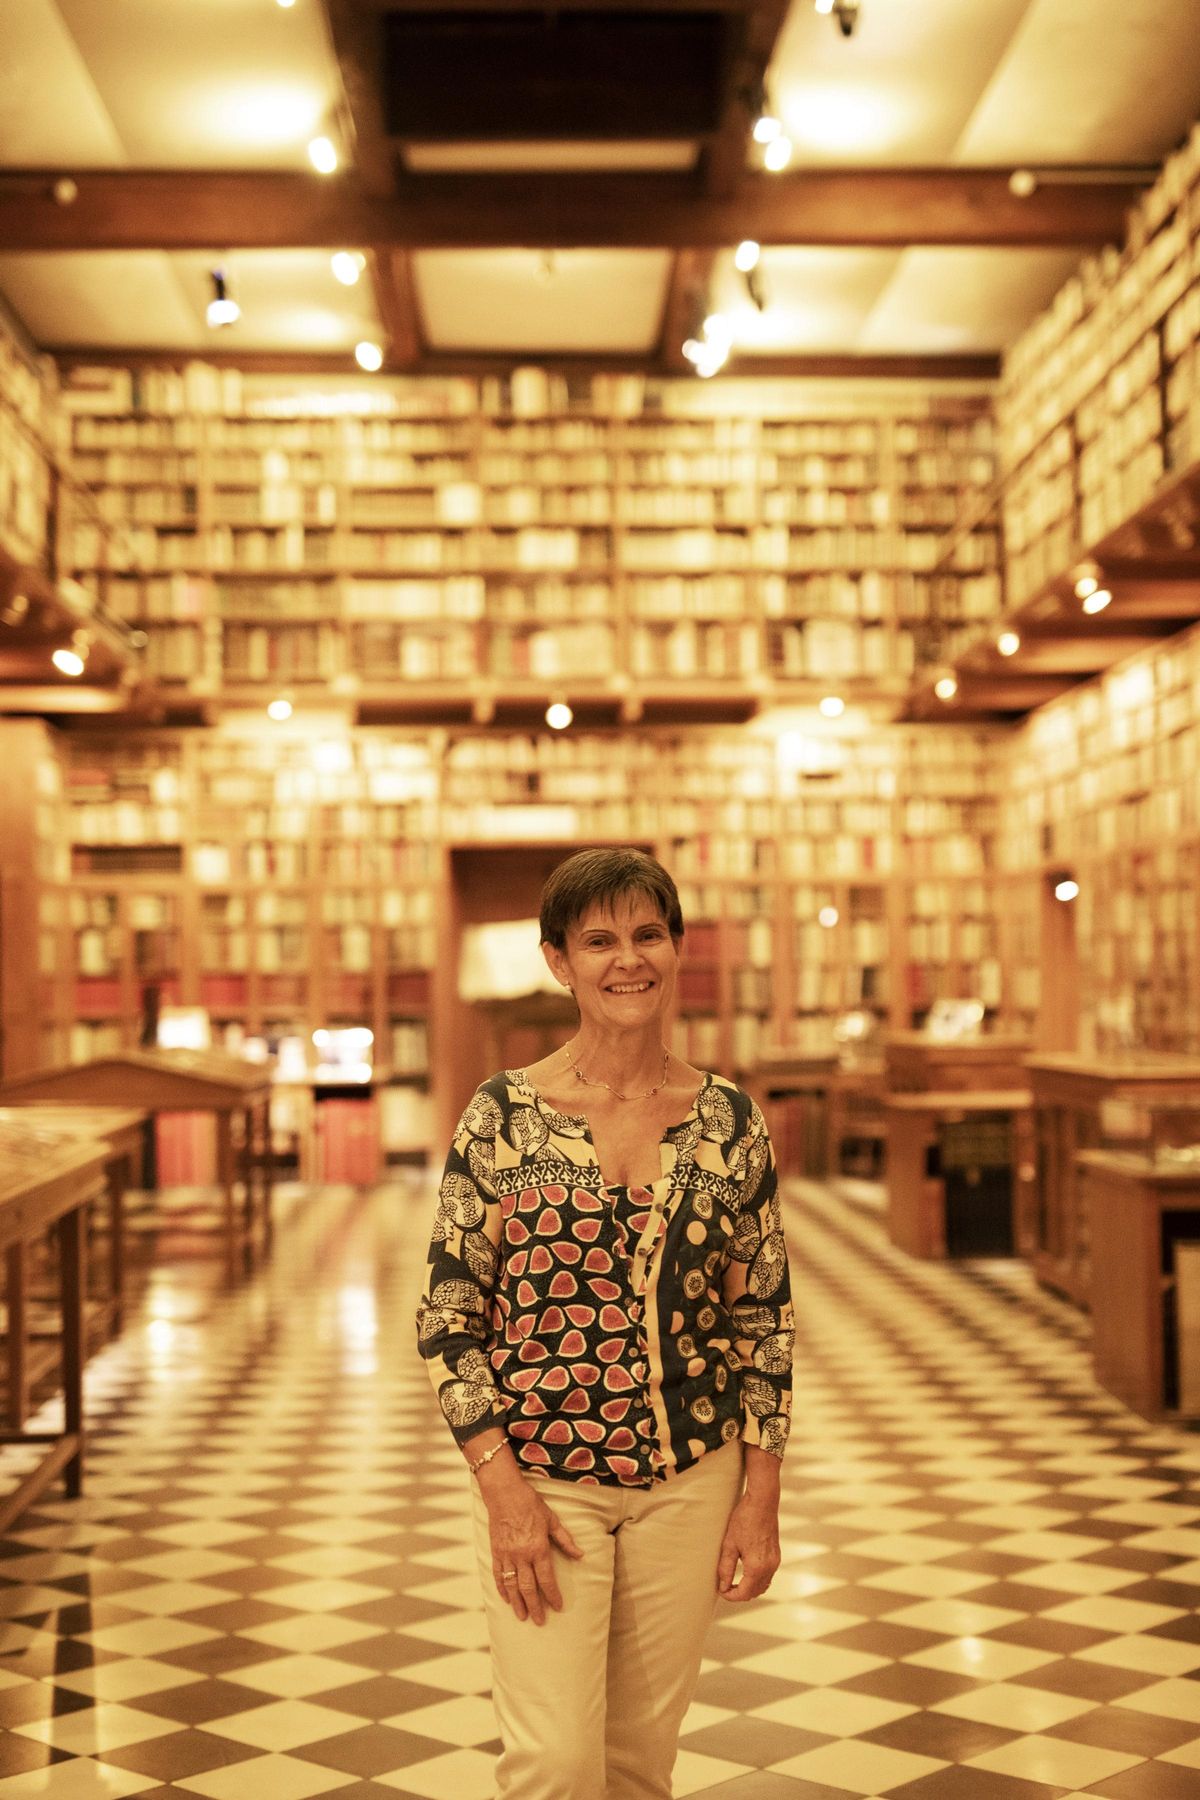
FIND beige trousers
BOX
[471,1440,744,1800]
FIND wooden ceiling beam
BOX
[700,0,791,198]
[369,248,423,367]
[0,168,1143,252]
[52,345,1002,379]
[658,249,718,373]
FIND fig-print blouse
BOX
[416,1068,793,1487]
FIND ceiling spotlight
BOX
[267,696,293,722]
[1009,168,1038,198]
[354,340,384,372]
[331,251,366,286]
[206,270,240,329]
[997,630,1021,656]
[1082,587,1112,615]
[818,905,840,928]
[52,646,86,677]
[763,135,793,172]
[934,673,958,702]
[308,135,339,175]
[734,240,761,273]
[1054,878,1080,903]
[545,702,573,730]
[819,694,845,718]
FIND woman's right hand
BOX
[478,1456,583,1625]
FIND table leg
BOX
[58,1205,86,1499]
[260,1097,274,1251]
[108,1157,127,1334]
[217,1115,237,1282]
[5,1244,28,1431]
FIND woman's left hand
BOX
[716,1492,780,1603]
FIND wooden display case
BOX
[1078,1148,1200,1418]
[0,1132,107,1531]
[885,1032,1032,1093]
[1026,1053,1200,1305]
[885,1090,1035,1260]
[0,1050,272,1280]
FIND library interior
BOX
[5,3,1200,1797]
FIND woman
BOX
[417,846,793,1799]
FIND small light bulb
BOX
[1082,588,1112,615]
[52,648,86,677]
[818,906,839,928]
[545,702,573,730]
[815,0,835,12]
[355,340,384,371]
[1074,571,1099,599]
[997,630,1021,656]
[734,240,761,273]
[206,296,240,328]
[764,135,793,172]
[331,251,366,286]
[819,694,845,718]
[753,115,781,145]
[1009,169,1038,198]
[681,337,704,364]
[308,135,338,175]
[934,674,958,701]
[1054,879,1079,903]
[267,697,293,722]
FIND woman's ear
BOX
[541,939,572,992]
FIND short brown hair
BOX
[539,847,684,951]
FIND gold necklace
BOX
[566,1045,670,1102]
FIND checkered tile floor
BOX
[2,1175,1200,1798]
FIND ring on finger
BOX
[500,1569,518,1581]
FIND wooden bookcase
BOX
[58,366,999,708]
[0,720,70,1078]
[998,120,1200,608]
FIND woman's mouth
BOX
[606,980,653,995]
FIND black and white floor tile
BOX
[2,1174,1200,1798]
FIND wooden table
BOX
[0,1105,145,1431]
[0,1051,272,1281]
[0,1136,107,1532]
[1078,1149,1200,1418]
[885,1033,1032,1094]
[1026,1054,1200,1306]
[885,1089,1035,1260]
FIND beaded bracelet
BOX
[467,1438,511,1476]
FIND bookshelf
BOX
[0,720,70,1077]
[59,366,999,708]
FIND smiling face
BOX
[543,889,680,1033]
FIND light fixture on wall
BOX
[52,632,89,677]
[354,340,384,372]
[1054,877,1080,903]
[267,695,293,722]
[308,135,339,175]
[933,671,958,702]
[1082,587,1112,615]
[818,0,861,37]
[545,701,573,730]
[763,134,793,172]
[682,310,732,378]
[331,251,366,286]
[819,694,845,718]
[206,270,240,328]
[1072,563,1101,600]
[997,630,1021,656]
